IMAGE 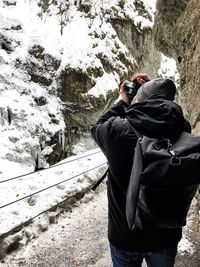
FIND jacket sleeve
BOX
[91,100,128,155]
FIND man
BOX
[91,74,191,267]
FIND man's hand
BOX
[131,73,150,85]
[120,81,130,105]
[120,73,150,105]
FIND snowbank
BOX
[0,148,107,257]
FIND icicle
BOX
[32,146,42,171]
[0,108,4,126]
[58,131,62,146]
[58,130,65,151]
[1,107,12,125]
[2,108,7,126]
[36,146,42,170]
[7,107,12,125]
[61,129,65,151]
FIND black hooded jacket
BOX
[91,99,191,251]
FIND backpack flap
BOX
[141,132,200,186]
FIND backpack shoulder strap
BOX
[126,133,144,230]
[127,120,142,139]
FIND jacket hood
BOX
[126,99,191,137]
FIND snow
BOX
[1,0,192,259]
[0,0,156,179]
[142,0,157,19]
[178,238,194,256]
[0,0,156,98]
[0,148,107,236]
[0,0,113,253]
[158,54,180,83]
[115,0,157,28]
[158,54,181,102]
[88,72,119,97]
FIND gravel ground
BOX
[175,200,200,267]
[2,184,200,267]
[2,184,111,267]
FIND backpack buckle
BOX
[169,146,181,166]
[170,155,181,166]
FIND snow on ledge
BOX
[87,72,119,98]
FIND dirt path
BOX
[2,185,200,267]
[2,185,111,267]
[175,199,200,267]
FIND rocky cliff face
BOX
[154,0,200,228]
[154,0,200,134]
[0,0,161,170]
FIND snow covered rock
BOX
[0,0,161,169]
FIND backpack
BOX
[126,130,200,230]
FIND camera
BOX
[122,80,142,100]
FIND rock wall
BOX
[57,0,162,159]
[154,0,200,228]
[53,0,161,158]
[110,19,160,79]
[154,0,200,133]
[0,0,161,169]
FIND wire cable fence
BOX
[0,159,108,238]
[0,194,75,239]
[0,149,102,184]
[0,165,108,239]
[0,162,107,209]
